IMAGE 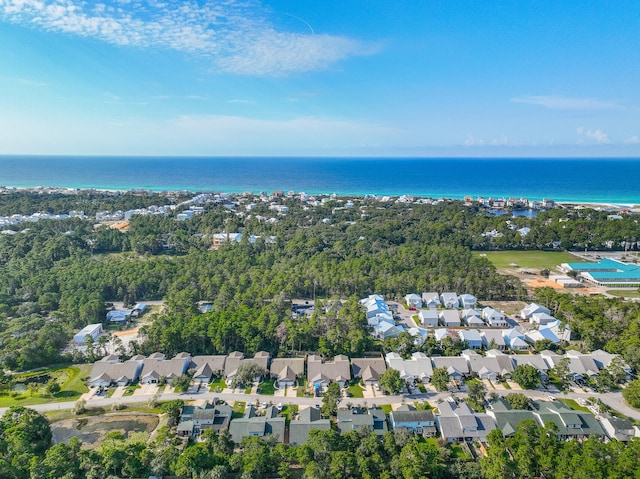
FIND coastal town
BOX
[1,187,640,478]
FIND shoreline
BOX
[2,185,639,211]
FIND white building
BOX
[74,323,103,344]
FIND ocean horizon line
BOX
[0,156,638,204]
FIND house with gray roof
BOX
[430,356,469,381]
[591,349,632,377]
[512,354,550,380]
[351,357,387,385]
[307,354,351,388]
[464,350,514,380]
[520,303,551,319]
[599,414,637,442]
[228,405,286,444]
[389,405,436,437]
[436,399,496,443]
[440,293,459,309]
[270,357,305,388]
[89,356,144,388]
[189,355,227,384]
[224,351,245,378]
[139,354,190,384]
[458,294,478,309]
[481,330,507,350]
[421,292,441,309]
[289,407,331,445]
[487,397,604,440]
[530,312,556,326]
[177,401,232,438]
[404,293,422,309]
[564,350,599,381]
[336,407,388,436]
[385,351,433,383]
[461,310,485,328]
[439,310,461,327]
[419,309,439,328]
[482,307,508,327]
[458,330,483,349]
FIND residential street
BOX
[4,384,639,422]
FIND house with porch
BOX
[228,405,286,443]
[458,294,478,309]
[481,330,507,350]
[351,357,387,385]
[336,407,388,436]
[520,303,551,320]
[385,351,433,383]
[419,309,439,328]
[177,401,232,438]
[139,353,191,384]
[189,355,227,384]
[436,399,496,443]
[307,354,351,389]
[88,355,144,388]
[440,293,459,309]
[439,310,461,327]
[404,293,422,309]
[289,407,331,445]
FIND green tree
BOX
[467,380,486,408]
[430,367,450,392]
[160,399,184,427]
[622,379,640,408]
[504,393,530,409]
[322,382,342,417]
[378,368,404,395]
[511,364,541,389]
[44,379,61,397]
[231,362,265,389]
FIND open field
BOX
[51,413,159,448]
[475,251,582,270]
[607,290,640,299]
[0,364,91,407]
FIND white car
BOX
[548,395,556,401]
[577,398,587,406]
[374,384,380,391]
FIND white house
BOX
[482,307,508,327]
[458,294,477,308]
[421,292,441,309]
[374,321,404,340]
[74,323,103,344]
[405,293,422,309]
[458,330,483,349]
[440,293,459,309]
[520,303,550,319]
[503,329,528,351]
[419,309,439,328]
[530,312,556,326]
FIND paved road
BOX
[5,384,639,422]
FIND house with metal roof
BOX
[458,330,483,349]
[431,356,469,381]
[561,259,640,287]
[440,292,459,309]
[421,292,441,309]
[289,407,331,445]
[419,309,439,327]
[481,330,507,350]
[404,293,422,309]
[139,354,190,384]
[88,356,144,388]
[458,294,478,308]
[439,310,461,327]
[482,307,508,327]
[520,303,551,319]
[389,405,436,437]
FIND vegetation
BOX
[378,368,404,395]
[622,379,640,408]
[504,393,530,409]
[475,250,582,270]
[511,364,542,390]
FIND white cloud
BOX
[0,0,375,76]
[464,135,484,146]
[577,127,611,144]
[511,95,619,110]
[624,135,640,144]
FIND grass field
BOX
[475,250,582,270]
[0,364,91,407]
[258,380,275,396]
[608,290,640,298]
[348,382,364,398]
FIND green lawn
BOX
[558,398,591,413]
[0,364,91,407]
[232,401,246,418]
[209,378,226,392]
[379,404,392,414]
[608,290,640,299]
[449,443,472,460]
[501,381,511,390]
[348,382,364,398]
[258,380,275,396]
[475,250,583,270]
[280,404,298,424]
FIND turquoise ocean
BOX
[0,156,638,203]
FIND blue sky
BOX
[0,0,639,156]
